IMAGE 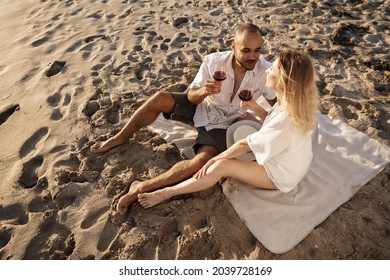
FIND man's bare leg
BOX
[90,91,175,153]
[116,146,217,214]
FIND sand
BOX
[0,0,389,260]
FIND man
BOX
[90,23,276,214]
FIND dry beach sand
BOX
[0,0,389,260]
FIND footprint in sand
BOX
[170,32,190,48]
[112,62,131,76]
[0,203,29,225]
[0,104,20,125]
[28,195,55,213]
[327,96,363,121]
[82,88,120,126]
[19,155,44,188]
[31,36,50,47]
[69,7,83,16]
[363,59,390,72]
[47,91,61,107]
[96,218,119,252]
[50,108,63,121]
[51,13,62,21]
[88,10,104,20]
[66,35,108,53]
[166,50,186,66]
[119,8,133,19]
[46,61,66,77]
[63,93,71,106]
[155,217,180,259]
[176,227,218,259]
[83,100,99,119]
[172,17,188,28]
[117,230,156,259]
[0,226,13,250]
[134,58,152,80]
[331,24,369,46]
[19,127,49,158]
[50,93,71,121]
[100,54,112,63]
[47,86,78,121]
[66,40,83,52]
[46,90,62,119]
[53,181,92,209]
[80,205,110,230]
[84,35,107,43]
[23,214,75,259]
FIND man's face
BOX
[232,31,263,70]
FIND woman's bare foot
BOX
[116,181,142,215]
[90,137,122,153]
[138,190,170,208]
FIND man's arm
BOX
[188,80,222,105]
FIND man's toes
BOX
[116,200,123,210]
[117,206,127,215]
[116,198,128,214]
[90,142,102,152]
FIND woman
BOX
[138,50,320,208]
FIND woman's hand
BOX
[240,98,259,111]
[240,99,268,121]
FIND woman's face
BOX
[266,59,279,89]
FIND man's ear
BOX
[231,41,235,51]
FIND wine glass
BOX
[238,89,253,102]
[238,85,253,117]
[212,61,227,82]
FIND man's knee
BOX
[152,91,175,113]
[192,146,218,168]
[154,91,173,100]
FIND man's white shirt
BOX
[189,51,276,130]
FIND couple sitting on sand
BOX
[90,23,319,214]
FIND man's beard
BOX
[236,58,257,70]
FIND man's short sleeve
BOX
[189,55,212,89]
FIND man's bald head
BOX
[234,23,263,44]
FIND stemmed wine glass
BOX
[213,60,227,82]
[238,83,253,117]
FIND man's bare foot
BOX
[116,181,142,215]
[138,190,170,208]
[90,137,122,153]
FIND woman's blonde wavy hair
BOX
[275,50,320,134]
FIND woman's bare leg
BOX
[138,158,274,208]
[116,146,217,214]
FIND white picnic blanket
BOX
[148,113,390,253]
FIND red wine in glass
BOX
[213,70,227,81]
[239,89,253,101]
